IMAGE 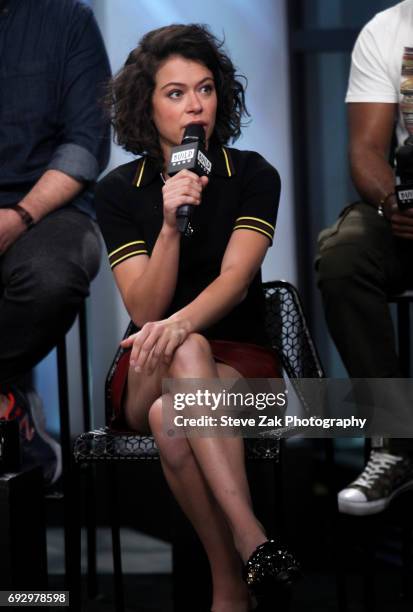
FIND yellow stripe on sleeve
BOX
[235,216,275,231]
[234,225,273,241]
[110,250,148,268]
[108,240,146,258]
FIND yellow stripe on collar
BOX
[135,158,146,187]
[222,147,232,177]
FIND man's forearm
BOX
[18,169,84,222]
[350,146,395,208]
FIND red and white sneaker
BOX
[0,387,61,486]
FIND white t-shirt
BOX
[346,0,413,147]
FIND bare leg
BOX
[124,333,268,609]
[125,334,266,558]
[125,366,253,609]
[166,335,266,561]
[149,396,250,612]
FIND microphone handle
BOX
[176,204,193,234]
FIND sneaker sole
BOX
[27,390,62,486]
[338,479,413,516]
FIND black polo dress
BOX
[96,145,281,426]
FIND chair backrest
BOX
[262,280,324,380]
[105,280,324,425]
[104,320,136,425]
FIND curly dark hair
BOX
[106,24,249,161]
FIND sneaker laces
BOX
[353,451,402,488]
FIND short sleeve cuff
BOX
[47,143,99,182]
[345,94,398,103]
[233,216,275,244]
[109,241,148,269]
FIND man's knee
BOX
[316,203,391,292]
[9,256,91,311]
[4,210,101,297]
[317,242,367,286]
[317,242,384,313]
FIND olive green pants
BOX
[316,202,413,453]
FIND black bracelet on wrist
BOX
[13,204,35,229]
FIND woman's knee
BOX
[148,397,165,432]
[169,333,213,376]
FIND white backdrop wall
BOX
[36,0,296,433]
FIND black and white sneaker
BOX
[1,387,62,486]
[338,450,413,516]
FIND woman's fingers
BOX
[146,334,170,374]
[120,332,139,348]
[128,319,190,374]
[161,171,208,230]
[200,175,209,188]
[129,325,152,368]
[163,173,203,205]
[163,333,183,363]
[145,343,160,375]
[138,327,179,373]
[133,328,161,371]
[165,186,202,206]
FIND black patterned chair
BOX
[53,301,98,607]
[72,280,324,611]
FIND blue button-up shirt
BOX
[0,0,111,215]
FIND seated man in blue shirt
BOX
[0,0,110,485]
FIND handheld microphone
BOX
[166,123,212,234]
[395,135,413,210]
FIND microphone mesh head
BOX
[183,123,205,144]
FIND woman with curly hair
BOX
[96,24,299,611]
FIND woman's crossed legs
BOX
[124,333,267,612]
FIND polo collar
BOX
[132,144,235,189]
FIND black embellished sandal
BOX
[243,539,301,604]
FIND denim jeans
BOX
[316,201,413,454]
[0,206,101,386]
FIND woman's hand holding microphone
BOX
[161,168,208,232]
[121,169,208,374]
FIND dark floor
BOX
[60,440,413,610]
[47,567,413,612]
[7,439,413,612]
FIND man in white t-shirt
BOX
[317,0,413,515]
